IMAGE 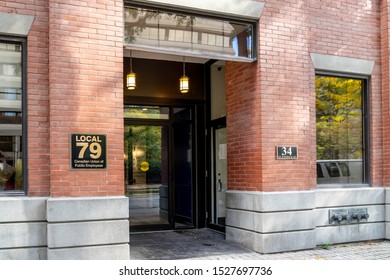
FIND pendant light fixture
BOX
[179,56,189,94]
[127,50,136,90]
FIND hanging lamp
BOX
[126,50,136,90]
[179,57,189,94]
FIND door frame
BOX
[206,117,227,232]
[125,102,206,231]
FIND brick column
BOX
[48,0,124,197]
[225,0,315,253]
[46,0,129,259]
[381,0,390,240]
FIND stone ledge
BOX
[0,247,47,260]
[225,209,254,231]
[47,220,129,248]
[226,209,315,233]
[0,222,47,248]
[0,197,46,222]
[386,223,390,239]
[0,12,35,36]
[226,190,315,212]
[47,244,130,260]
[225,226,255,251]
[316,188,385,208]
[47,196,129,222]
[310,53,375,75]
[316,223,385,245]
[257,230,316,254]
[226,226,316,254]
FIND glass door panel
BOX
[173,107,193,225]
[124,125,170,228]
[211,125,227,227]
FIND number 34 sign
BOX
[276,146,298,160]
[71,133,107,169]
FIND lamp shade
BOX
[180,75,189,93]
[127,72,136,90]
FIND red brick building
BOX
[0,0,389,259]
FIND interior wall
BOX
[210,63,226,120]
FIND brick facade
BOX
[226,0,384,191]
[1,0,390,258]
[1,0,387,195]
[0,0,124,197]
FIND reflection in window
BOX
[316,76,365,185]
[124,7,255,61]
[124,105,170,119]
[0,41,23,191]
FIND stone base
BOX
[0,196,130,260]
[226,188,388,254]
[0,197,47,260]
[386,190,390,239]
[47,196,130,260]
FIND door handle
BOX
[218,179,223,192]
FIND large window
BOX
[0,39,25,193]
[124,6,256,62]
[316,75,368,185]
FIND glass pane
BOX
[125,125,170,227]
[173,107,191,121]
[125,7,255,61]
[316,76,364,185]
[0,42,23,191]
[124,105,169,119]
[173,122,192,221]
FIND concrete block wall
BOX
[226,190,317,254]
[47,196,130,260]
[0,197,47,260]
[386,190,390,239]
[316,188,385,245]
[226,188,389,254]
[0,196,130,260]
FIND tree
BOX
[316,76,363,160]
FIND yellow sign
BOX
[140,161,149,172]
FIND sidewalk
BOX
[130,229,390,260]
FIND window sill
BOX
[0,190,26,197]
[316,184,370,189]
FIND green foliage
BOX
[15,159,23,189]
[320,243,332,250]
[125,125,162,184]
[316,76,363,160]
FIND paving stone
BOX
[130,229,390,260]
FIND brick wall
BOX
[48,0,124,196]
[226,0,382,191]
[1,0,388,195]
[0,1,51,196]
[381,0,390,186]
[0,0,124,197]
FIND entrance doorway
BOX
[124,106,196,231]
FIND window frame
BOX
[0,35,28,196]
[315,71,370,188]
